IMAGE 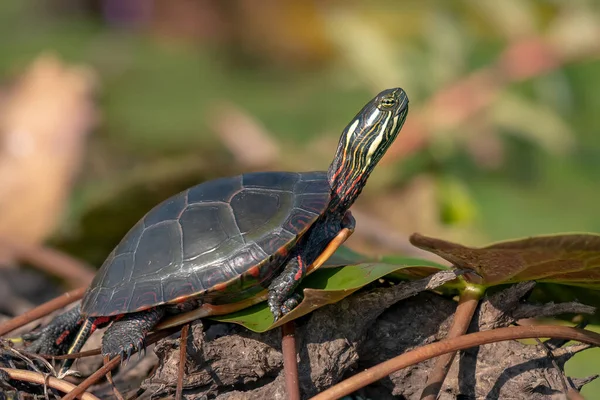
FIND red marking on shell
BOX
[172,295,194,304]
[213,282,228,292]
[167,283,195,299]
[133,291,158,311]
[278,247,289,258]
[111,297,129,313]
[248,265,260,278]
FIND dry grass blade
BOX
[0,367,100,400]
[282,321,300,400]
[21,328,180,399]
[0,286,86,336]
[2,342,55,375]
[310,325,600,400]
[420,286,482,400]
[176,323,190,400]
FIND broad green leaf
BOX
[410,232,600,288]
[210,254,448,332]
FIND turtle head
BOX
[327,87,409,212]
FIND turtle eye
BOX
[380,97,396,108]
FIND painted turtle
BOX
[24,88,409,372]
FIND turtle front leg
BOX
[267,254,308,322]
[267,212,356,322]
[101,307,165,361]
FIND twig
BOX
[0,367,100,400]
[49,327,180,399]
[310,325,600,400]
[519,318,584,399]
[533,336,570,395]
[176,323,190,400]
[103,354,124,400]
[0,240,96,288]
[282,321,300,400]
[62,355,121,400]
[45,348,101,360]
[62,327,180,399]
[0,286,86,336]
[420,285,483,400]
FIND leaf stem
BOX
[282,321,301,400]
[420,284,483,400]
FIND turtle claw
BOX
[280,293,303,315]
[108,337,147,365]
[270,293,304,323]
[270,306,282,323]
[125,346,133,363]
[138,338,147,359]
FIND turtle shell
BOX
[80,171,331,317]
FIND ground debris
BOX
[139,281,596,399]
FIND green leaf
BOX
[410,232,600,288]
[210,253,448,332]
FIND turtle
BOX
[23,88,409,373]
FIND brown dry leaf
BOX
[0,53,97,262]
[410,233,600,288]
[208,101,280,169]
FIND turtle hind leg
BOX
[22,304,83,355]
[102,307,165,362]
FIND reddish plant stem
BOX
[282,321,300,400]
[43,327,179,399]
[420,286,482,400]
[310,325,600,400]
[45,348,101,360]
[62,355,122,400]
[102,354,124,400]
[0,286,86,336]
[176,323,190,400]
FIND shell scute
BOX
[82,171,331,317]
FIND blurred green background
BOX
[0,0,598,397]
